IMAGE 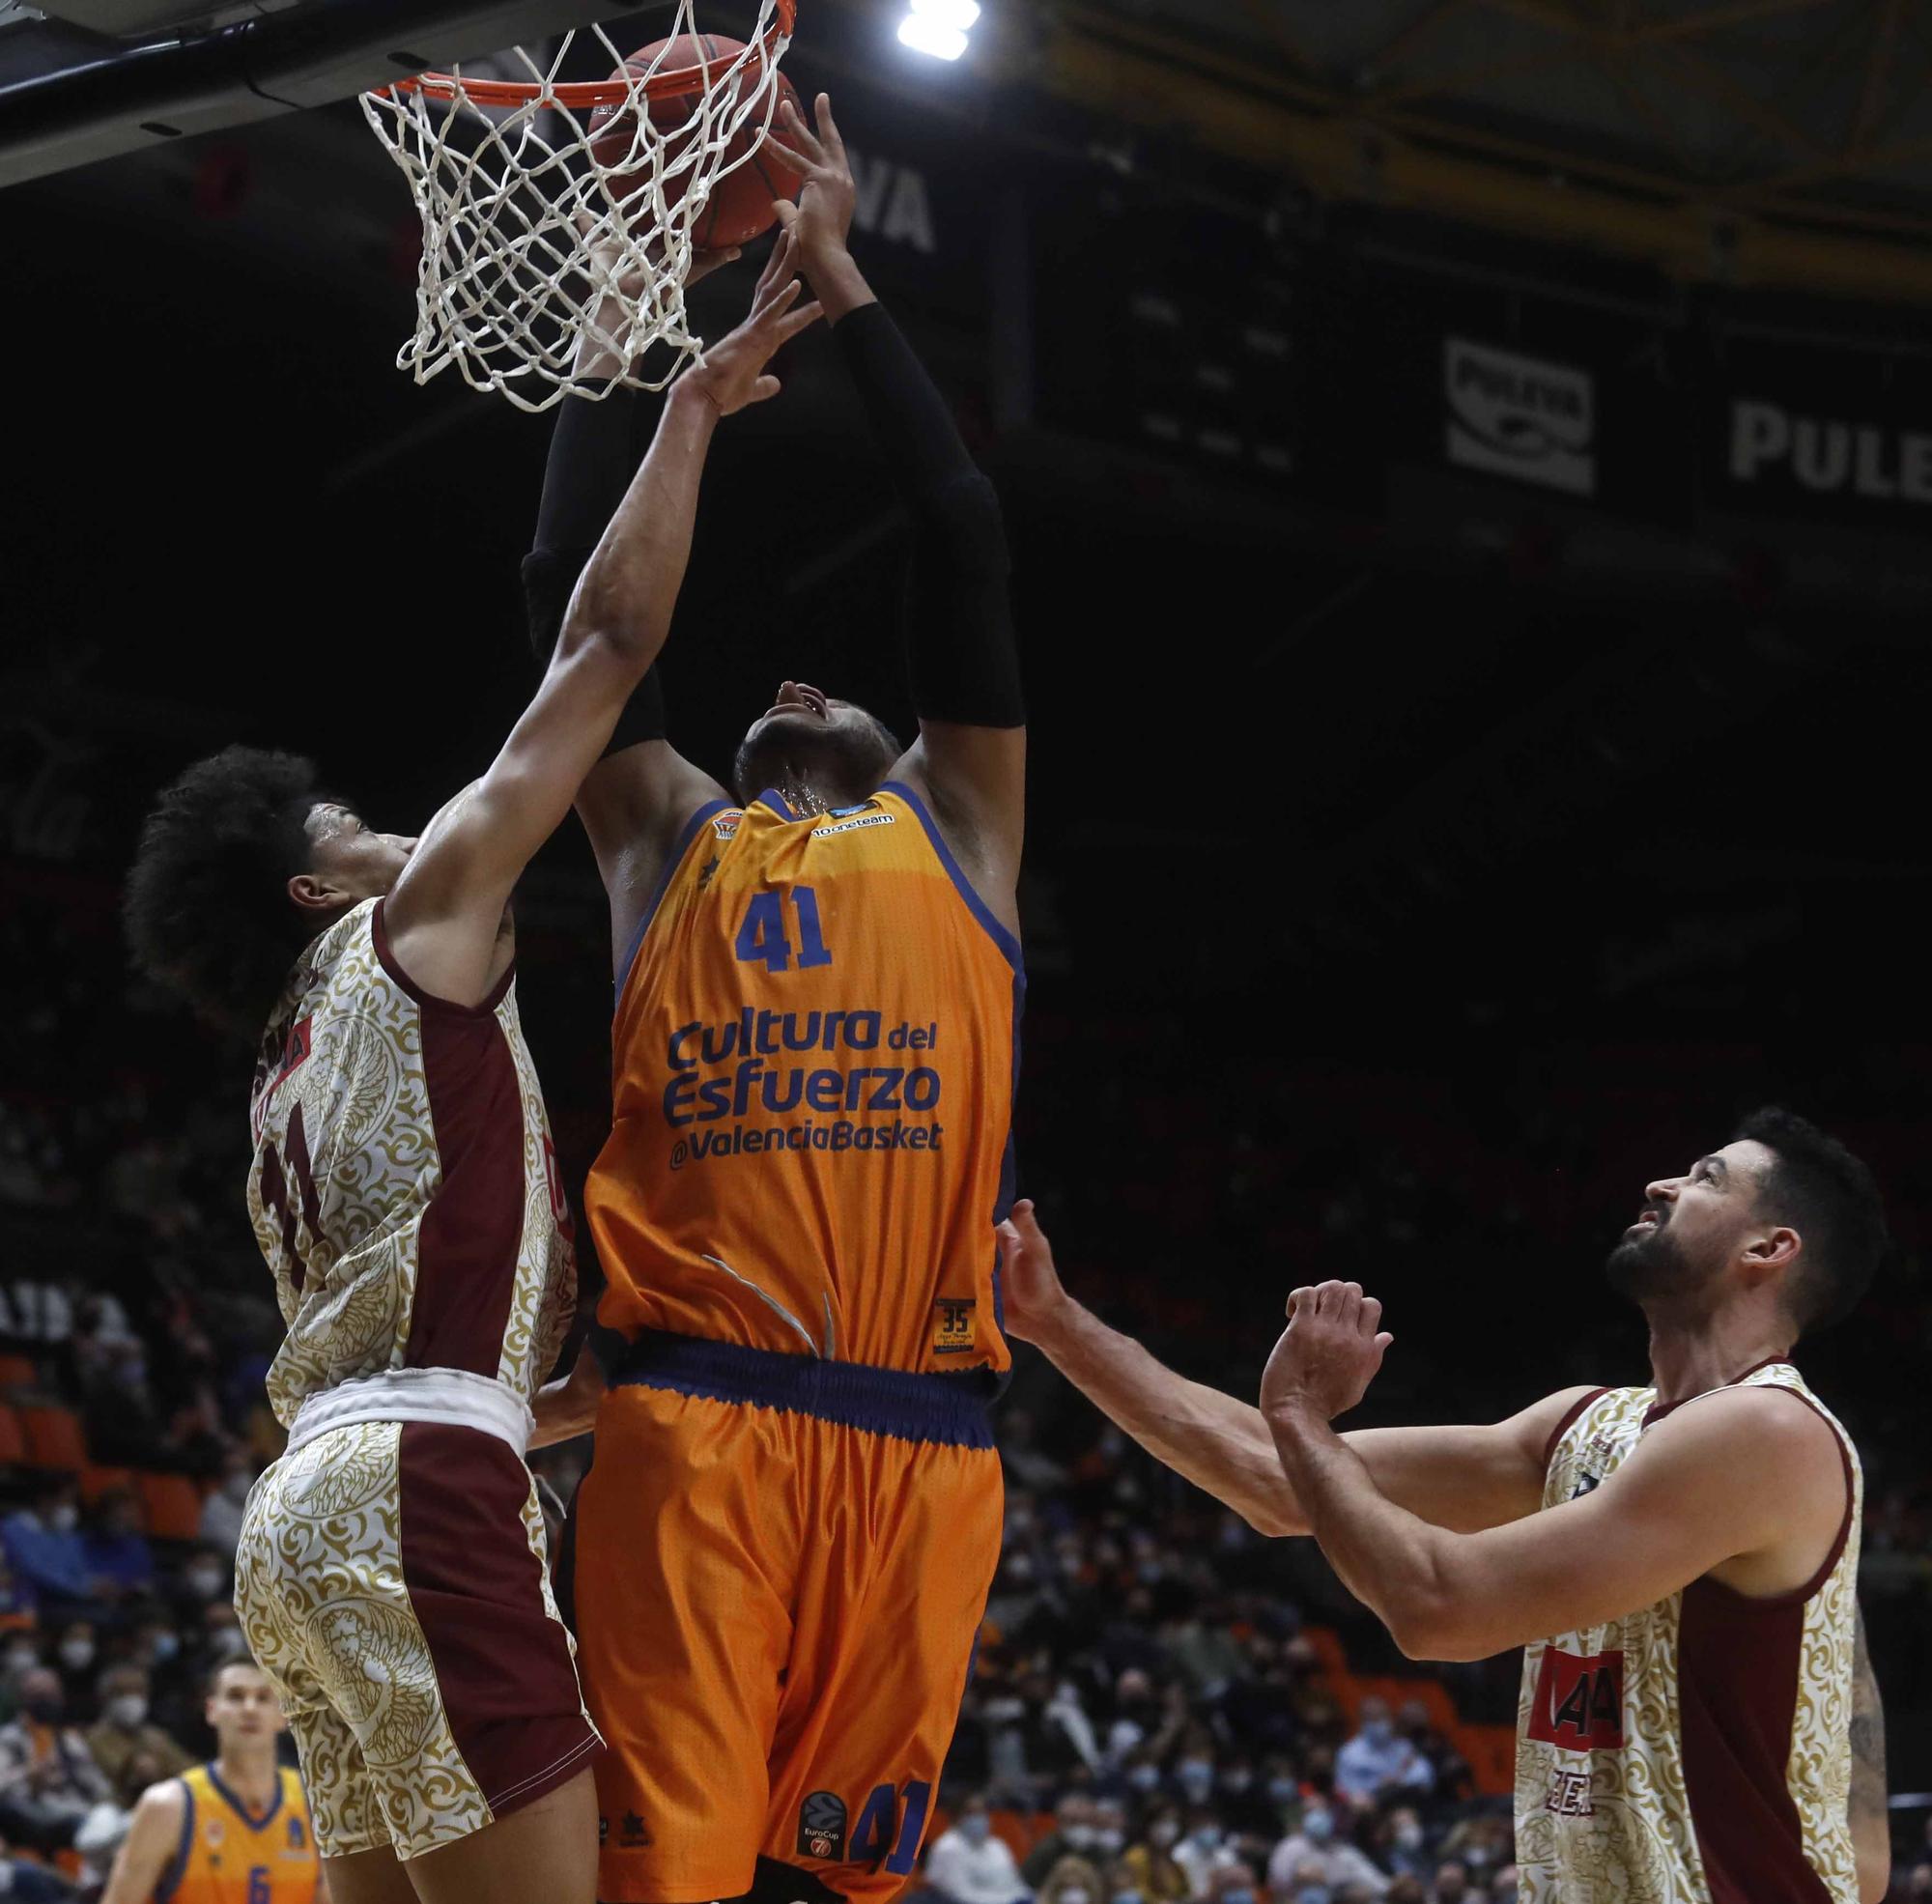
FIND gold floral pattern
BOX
[1517,1366,1861,1903]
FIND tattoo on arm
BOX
[1849,1606,1888,1829]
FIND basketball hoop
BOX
[361,3,798,412]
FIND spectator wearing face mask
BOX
[83,1664,189,1805]
[49,1622,99,1717]
[196,1447,255,1555]
[1037,1852,1106,1904]
[1429,1861,1469,1904]
[1487,1864,1517,1904]
[1090,1798,1127,1865]
[1435,1814,1508,1890]
[1,1485,105,1622]
[1204,1860,1261,1904]
[1024,1792,1100,1885]
[0,1666,113,1851]
[80,1491,154,1602]
[1265,1806,1389,1900]
[1333,1701,1432,1808]
[1212,1757,1276,1837]
[1173,1747,1218,1810]
[172,1547,229,1622]
[1371,1807,1430,1883]
[1172,1806,1238,1899]
[924,1795,1027,1904]
[1122,1804,1191,1904]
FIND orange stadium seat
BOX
[0,1405,26,1466]
[137,1471,206,1542]
[80,1463,134,1503]
[18,1404,86,1470]
[0,1352,38,1389]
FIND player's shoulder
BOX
[131,1770,192,1832]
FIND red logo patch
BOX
[1526,1647,1626,1752]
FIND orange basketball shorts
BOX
[569,1335,1004,1904]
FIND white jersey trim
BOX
[286,1368,534,1458]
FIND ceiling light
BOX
[897,13,968,58]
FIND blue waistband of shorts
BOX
[611,1332,998,1449]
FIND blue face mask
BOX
[1295,1889,1330,1904]
[1301,1811,1334,1843]
[1112,1891,1143,1904]
[960,1816,991,1846]
[1363,1719,1394,1746]
[1222,1890,1256,1904]
[1266,1777,1297,1805]
[1127,1766,1161,1793]
[1178,1759,1214,1796]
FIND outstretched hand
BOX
[767,92,870,318]
[682,225,822,415]
[1260,1280,1394,1426]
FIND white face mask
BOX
[211,1628,249,1662]
[1060,1890,1094,1904]
[49,1504,79,1533]
[107,1694,149,1730]
[187,1567,227,1600]
[5,1645,39,1676]
[57,1639,95,1671]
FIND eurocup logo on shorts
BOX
[799,1790,847,1861]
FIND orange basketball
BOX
[587,37,804,251]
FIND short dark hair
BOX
[125,747,328,1032]
[1733,1105,1889,1333]
[206,1656,267,1697]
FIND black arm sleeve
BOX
[833,301,1024,728]
[525,382,668,753]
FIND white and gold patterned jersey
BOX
[1515,1361,1861,1904]
[245,898,575,1427]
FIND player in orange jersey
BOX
[100,1660,323,1904]
[525,94,1024,1904]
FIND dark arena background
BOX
[4,0,1932,1897]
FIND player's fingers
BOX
[781,95,825,161]
[749,374,781,404]
[764,136,814,180]
[1361,1295,1383,1333]
[771,198,800,230]
[774,299,824,342]
[817,93,848,161]
[1286,1285,1313,1319]
[1376,1331,1395,1352]
[753,246,800,308]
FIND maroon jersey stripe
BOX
[396,1424,597,1812]
[370,906,527,1378]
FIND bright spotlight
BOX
[909,0,981,24]
[897,12,969,58]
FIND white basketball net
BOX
[361,5,793,412]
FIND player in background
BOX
[100,1660,324,1904]
[999,1107,1891,1904]
[525,93,1025,1904]
[121,248,819,1904]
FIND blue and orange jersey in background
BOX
[587,781,1021,1376]
[156,1763,318,1904]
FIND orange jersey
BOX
[587,781,1020,1375]
[156,1764,318,1904]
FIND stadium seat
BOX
[0,1352,38,1389]
[0,1405,25,1466]
[18,1404,86,1470]
[80,1463,134,1503]
[137,1471,206,1542]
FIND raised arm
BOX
[998,1202,1587,1539]
[1259,1281,1849,1662]
[771,94,1025,927]
[524,246,746,970]
[384,244,821,1004]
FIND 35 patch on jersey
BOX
[1526,1646,1625,1751]
[931,1297,976,1355]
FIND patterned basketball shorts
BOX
[236,1418,602,1861]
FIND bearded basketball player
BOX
[121,248,819,1904]
[998,1108,1891,1904]
[523,93,1024,1904]
[102,1661,322,1904]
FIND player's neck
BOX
[1643,1306,1793,1407]
[215,1743,279,1809]
[767,766,867,818]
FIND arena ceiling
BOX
[956,0,1932,299]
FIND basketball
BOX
[588,38,804,251]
